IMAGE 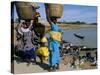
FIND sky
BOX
[13,2,97,23]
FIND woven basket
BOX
[15,2,36,20]
[45,3,63,18]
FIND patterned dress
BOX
[15,27,36,60]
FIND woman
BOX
[46,9,62,71]
[15,20,37,65]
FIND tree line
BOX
[57,21,97,25]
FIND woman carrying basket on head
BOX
[46,6,63,71]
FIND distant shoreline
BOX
[45,23,97,30]
[58,24,97,29]
[13,22,97,30]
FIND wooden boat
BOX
[74,33,84,39]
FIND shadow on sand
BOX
[36,62,49,71]
[13,56,50,71]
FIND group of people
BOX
[14,11,62,71]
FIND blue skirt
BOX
[48,40,60,66]
[16,48,36,60]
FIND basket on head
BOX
[15,1,36,20]
[45,3,63,18]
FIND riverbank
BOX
[57,24,97,29]
[43,23,97,30]
[13,23,97,30]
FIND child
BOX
[36,36,49,63]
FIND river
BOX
[62,28,97,48]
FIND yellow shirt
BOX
[36,47,49,57]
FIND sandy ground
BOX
[12,56,69,74]
[12,54,97,74]
[13,61,68,74]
